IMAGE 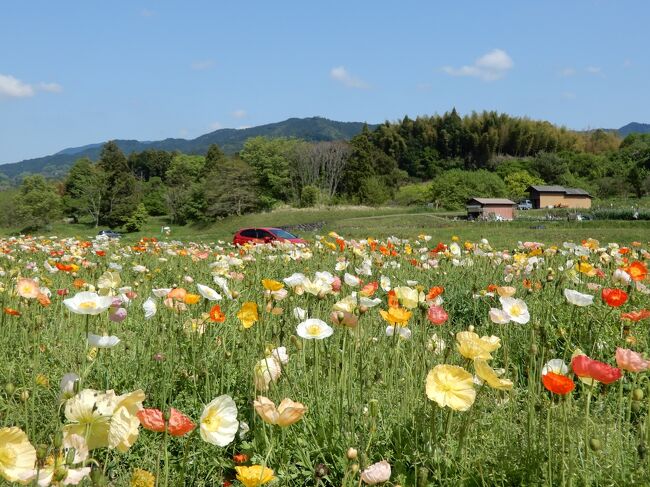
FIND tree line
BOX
[3,110,650,230]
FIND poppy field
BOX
[1,233,649,486]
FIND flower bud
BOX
[53,433,63,449]
[36,444,48,461]
[20,390,30,402]
[632,388,644,401]
[4,383,15,395]
[290,334,302,351]
[529,344,538,356]
[631,400,642,413]
[350,464,359,474]
[467,325,475,332]
[369,399,379,418]
[589,438,602,451]
[53,466,68,482]
[347,447,358,460]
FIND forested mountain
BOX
[618,122,650,137]
[0,117,375,180]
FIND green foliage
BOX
[141,177,168,216]
[299,185,320,207]
[14,174,62,230]
[123,202,149,232]
[164,154,206,224]
[203,159,260,218]
[504,170,544,201]
[240,137,298,204]
[98,141,139,228]
[62,157,105,226]
[429,169,507,209]
[360,176,392,206]
[393,182,431,206]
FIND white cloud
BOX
[232,109,247,119]
[586,66,602,75]
[191,59,215,70]
[208,121,223,131]
[0,74,35,97]
[330,66,369,89]
[442,49,513,81]
[237,125,251,130]
[38,82,63,93]
[559,67,576,77]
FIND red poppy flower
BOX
[209,305,226,323]
[3,307,20,316]
[57,289,69,296]
[427,305,448,325]
[601,288,628,307]
[542,372,575,395]
[625,261,648,282]
[621,309,650,322]
[571,355,622,384]
[95,250,106,257]
[426,286,444,300]
[137,408,195,436]
[431,242,447,254]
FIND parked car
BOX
[233,228,307,246]
[517,200,533,210]
[97,230,121,239]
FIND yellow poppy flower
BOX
[0,427,36,483]
[262,279,283,291]
[379,307,411,326]
[425,365,476,411]
[456,331,501,360]
[237,302,259,329]
[474,358,513,390]
[183,293,201,305]
[235,465,276,487]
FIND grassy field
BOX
[2,205,649,249]
[1,229,649,486]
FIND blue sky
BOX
[1,0,648,163]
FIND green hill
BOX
[0,117,375,180]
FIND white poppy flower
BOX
[564,289,594,307]
[296,319,334,340]
[87,333,120,348]
[143,297,157,319]
[200,395,239,447]
[542,359,568,376]
[293,307,308,320]
[499,297,530,324]
[197,284,222,301]
[63,292,114,315]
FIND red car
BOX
[233,227,307,246]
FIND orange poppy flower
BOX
[209,305,226,322]
[625,261,648,282]
[136,408,195,436]
[360,281,378,297]
[601,288,628,307]
[183,294,201,305]
[3,307,20,316]
[72,278,86,289]
[487,284,498,293]
[167,288,187,301]
[542,372,575,395]
[621,310,650,322]
[37,293,51,307]
[426,286,444,300]
[387,290,399,308]
[95,250,106,257]
[233,454,249,464]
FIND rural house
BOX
[526,185,592,209]
[466,198,516,220]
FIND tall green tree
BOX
[203,159,260,217]
[239,137,297,206]
[62,157,105,226]
[14,174,62,230]
[97,141,138,228]
[164,154,205,224]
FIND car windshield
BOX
[271,229,298,239]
